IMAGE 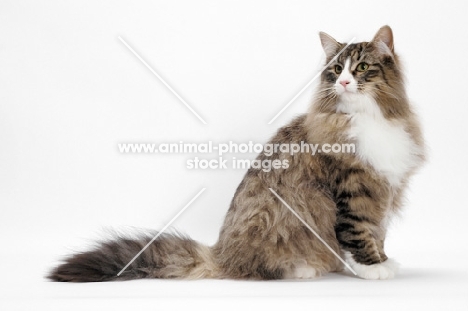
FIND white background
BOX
[1,0,467,310]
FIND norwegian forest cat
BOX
[49,26,425,282]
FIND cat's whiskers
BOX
[316,92,337,112]
[315,86,336,97]
[375,88,401,101]
[363,83,401,101]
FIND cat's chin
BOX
[337,91,363,101]
[335,92,377,115]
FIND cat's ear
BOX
[372,25,394,55]
[319,32,341,59]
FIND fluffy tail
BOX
[48,232,218,282]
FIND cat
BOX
[48,25,425,282]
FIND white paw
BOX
[345,252,400,280]
[284,263,318,279]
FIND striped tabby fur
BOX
[49,26,425,282]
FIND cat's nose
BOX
[340,80,350,88]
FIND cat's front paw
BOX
[345,253,400,280]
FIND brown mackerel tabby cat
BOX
[49,26,425,282]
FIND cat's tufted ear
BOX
[372,25,394,55]
[319,32,341,59]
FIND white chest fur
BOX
[337,94,421,187]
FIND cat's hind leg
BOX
[283,261,319,279]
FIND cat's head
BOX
[317,26,409,118]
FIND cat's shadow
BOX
[279,268,462,282]
[337,268,462,281]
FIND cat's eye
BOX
[356,63,369,72]
[334,65,343,74]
